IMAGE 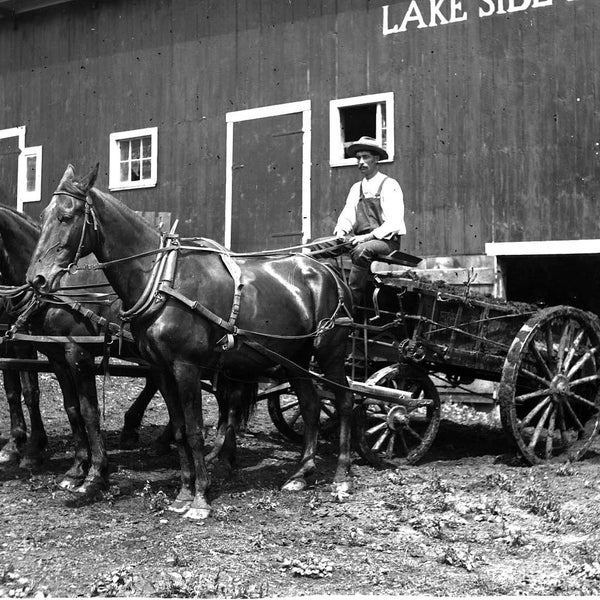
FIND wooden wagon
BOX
[264,257,600,467]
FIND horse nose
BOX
[30,274,47,291]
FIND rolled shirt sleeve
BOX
[371,178,406,239]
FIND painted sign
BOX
[383,0,581,35]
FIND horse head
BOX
[27,164,99,293]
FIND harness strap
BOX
[158,284,238,335]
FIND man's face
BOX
[356,151,379,178]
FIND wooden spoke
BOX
[562,397,586,433]
[520,395,552,428]
[354,366,441,467]
[499,307,600,464]
[563,329,586,373]
[530,333,555,380]
[563,390,600,411]
[567,346,600,379]
[545,410,557,459]
[527,403,553,450]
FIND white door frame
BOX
[224,100,311,249]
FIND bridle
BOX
[51,186,99,276]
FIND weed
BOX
[139,481,170,514]
[280,554,334,578]
[518,484,561,522]
[442,545,479,571]
[90,568,135,597]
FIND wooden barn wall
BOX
[0,0,597,256]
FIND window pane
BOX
[120,162,129,182]
[142,159,152,180]
[131,160,140,181]
[131,139,141,160]
[119,141,129,162]
[26,155,37,192]
[142,136,152,158]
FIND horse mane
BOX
[0,203,40,230]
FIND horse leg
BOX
[281,375,321,492]
[18,344,47,469]
[47,356,90,490]
[206,379,255,473]
[315,330,354,494]
[153,367,203,516]
[18,370,46,469]
[172,362,211,520]
[64,343,108,496]
[204,381,230,466]
[0,368,27,465]
[119,375,173,453]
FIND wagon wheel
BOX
[353,364,441,467]
[265,384,338,443]
[499,306,600,464]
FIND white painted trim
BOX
[108,126,158,191]
[226,100,311,124]
[329,92,395,167]
[485,239,600,256]
[17,145,42,209]
[224,101,312,249]
[0,126,25,143]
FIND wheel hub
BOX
[550,374,570,397]
[386,405,409,430]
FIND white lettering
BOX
[382,5,401,36]
[449,0,468,23]
[532,0,552,6]
[479,0,496,17]
[399,0,428,31]
[507,0,531,11]
[429,0,449,26]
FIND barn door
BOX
[226,101,311,252]
[0,136,20,208]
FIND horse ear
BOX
[78,163,99,193]
[58,164,75,186]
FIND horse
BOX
[27,164,354,520]
[0,203,166,495]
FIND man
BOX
[334,136,406,310]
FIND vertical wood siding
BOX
[0,0,597,257]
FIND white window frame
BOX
[0,126,42,210]
[109,127,158,191]
[329,92,395,167]
[17,145,42,206]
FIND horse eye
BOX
[57,213,72,223]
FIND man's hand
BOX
[350,233,375,246]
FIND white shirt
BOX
[333,171,406,240]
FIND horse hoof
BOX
[332,481,353,501]
[168,499,192,513]
[183,507,211,520]
[59,478,81,491]
[281,479,306,492]
[0,448,20,465]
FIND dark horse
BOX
[0,214,45,467]
[28,164,354,520]
[0,203,164,494]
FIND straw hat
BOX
[346,136,388,160]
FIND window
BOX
[109,127,158,191]
[17,145,42,206]
[329,92,394,167]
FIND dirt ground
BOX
[1,372,600,598]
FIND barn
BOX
[0,0,598,308]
